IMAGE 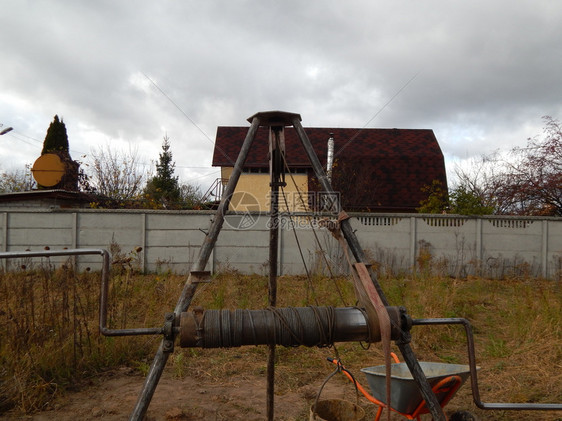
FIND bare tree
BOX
[453,117,562,216]
[87,145,148,201]
[0,166,36,192]
[453,152,504,213]
[496,116,562,215]
[179,182,203,209]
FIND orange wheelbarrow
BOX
[328,355,473,421]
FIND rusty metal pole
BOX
[291,117,447,421]
[128,116,262,421]
[267,124,286,421]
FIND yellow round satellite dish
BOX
[32,153,66,187]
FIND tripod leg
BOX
[128,117,262,421]
[291,117,446,421]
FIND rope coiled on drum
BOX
[200,306,345,348]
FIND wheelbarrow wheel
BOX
[449,410,479,421]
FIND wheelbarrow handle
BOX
[325,358,387,407]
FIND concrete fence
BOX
[1,209,561,279]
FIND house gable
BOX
[213,126,447,212]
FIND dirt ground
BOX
[1,366,476,421]
[4,366,562,421]
[2,367,366,421]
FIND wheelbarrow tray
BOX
[360,362,473,414]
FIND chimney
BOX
[326,133,334,183]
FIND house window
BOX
[242,167,268,174]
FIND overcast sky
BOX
[1,1,561,191]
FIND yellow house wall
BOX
[220,167,309,212]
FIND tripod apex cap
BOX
[247,111,302,126]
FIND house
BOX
[212,126,447,213]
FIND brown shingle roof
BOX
[212,126,447,212]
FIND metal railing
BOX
[0,248,166,337]
[412,317,562,411]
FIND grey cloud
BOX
[1,0,560,187]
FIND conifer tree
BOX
[42,115,70,155]
[37,115,80,191]
[144,135,181,207]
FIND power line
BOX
[2,132,38,149]
[141,72,237,168]
[142,73,213,143]
[5,131,88,158]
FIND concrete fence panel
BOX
[0,209,560,280]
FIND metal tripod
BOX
[128,111,447,421]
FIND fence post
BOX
[476,217,483,276]
[1,212,7,253]
[141,213,147,273]
[542,220,549,279]
[410,216,417,271]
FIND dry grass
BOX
[1,258,561,420]
[184,271,562,420]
